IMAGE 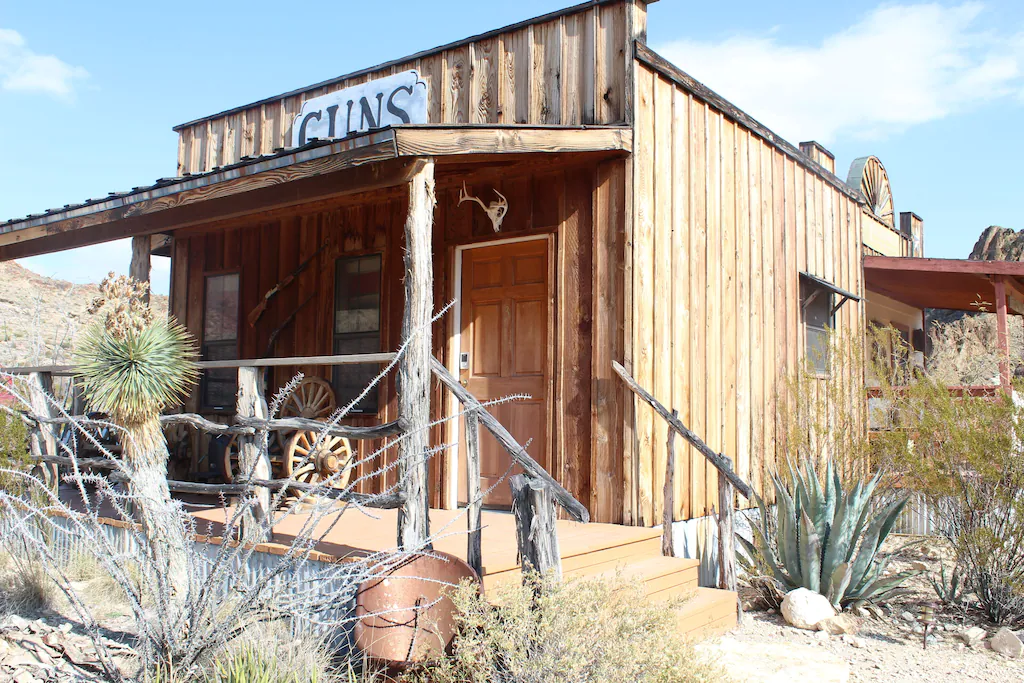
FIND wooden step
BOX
[572,555,700,594]
[673,587,738,641]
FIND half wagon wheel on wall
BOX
[280,377,337,421]
[847,156,895,228]
[284,430,354,490]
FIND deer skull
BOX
[459,182,509,232]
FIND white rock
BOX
[842,634,866,649]
[957,626,987,648]
[781,588,838,631]
[817,615,859,635]
[989,627,1023,658]
[2,615,29,631]
[899,611,916,623]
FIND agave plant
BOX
[737,458,918,608]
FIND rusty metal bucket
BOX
[353,551,478,667]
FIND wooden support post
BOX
[397,159,435,550]
[130,235,151,303]
[465,409,483,578]
[717,456,741,622]
[236,366,271,543]
[26,372,58,488]
[995,278,1011,392]
[662,410,677,557]
[510,474,562,581]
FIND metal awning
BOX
[799,271,860,316]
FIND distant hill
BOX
[0,261,168,368]
[927,225,1024,385]
[970,225,1024,261]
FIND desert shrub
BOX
[739,457,916,608]
[206,624,334,683]
[870,333,1024,626]
[410,574,724,683]
[0,410,29,492]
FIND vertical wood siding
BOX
[628,63,865,524]
[175,1,635,175]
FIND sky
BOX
[1,0,1022,296]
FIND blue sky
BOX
[2,0,1022,295]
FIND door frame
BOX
[444,233,555,509]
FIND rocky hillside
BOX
[0,261,168,368]
[970,225,1024,261]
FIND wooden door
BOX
[458,239,550,508]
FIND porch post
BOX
[130,235,151,304]
[995,278,1011,392]
[397,159,435,550]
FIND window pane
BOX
[333,254,382,413]
[204,274,239,342]
[806,326,830,375]
[202,343,238,409]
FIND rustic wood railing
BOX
[613,360,751,596]
[4,351,586,584]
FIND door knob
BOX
[460,379,469,387]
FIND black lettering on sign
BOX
[345,100,356,135]
[358,93,385,130]
[326,104,340,138]
[297,111,322,146]
[386,85,414,124]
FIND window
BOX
[801,278,833,376]
[202,273,239,410]
[333,254,382,413]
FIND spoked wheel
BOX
[284,430,354,491]
[280,377,337,421]
[221,432,285,483]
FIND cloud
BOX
[655,2,1023,144]
[0,28,87,98]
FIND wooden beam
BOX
[26,372,58,488]
[995,278,1011,392]
[393,126,631,157]
[397,159,435,550]
[236,367,272,543]
[612,360,753,498]
[662,411,676,557]
[465,410,483,578]
[0,151,423,261]
[431,357,591,522]
[130,235,151,303]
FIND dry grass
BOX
[207,621,338,683]
[928,313,1024,386]
[0,556,57,616]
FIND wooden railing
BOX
[3,352,587,583]
[613,361,752,595]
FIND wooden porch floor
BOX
[189,505,738,639]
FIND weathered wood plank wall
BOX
[169,158,623,519]
[175,1,642,176]
[627,61,865,525]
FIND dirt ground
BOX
[703,536,1024,682]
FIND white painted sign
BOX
[290,70,428,147]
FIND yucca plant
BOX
[738,458,918,608]
[75,274,198,598]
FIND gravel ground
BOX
[705,536,1024,682]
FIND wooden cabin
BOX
[0,0,929,531]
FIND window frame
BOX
[332,253,383,415]
[200,271,240,412]
[801,279,835,378]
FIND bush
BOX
[0,410,29,493]
[410,574,724,683]
[870,334,1024,626]
[0,556,57,616]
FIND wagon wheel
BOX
[847,156,894,228]
[280,377,337,421]
[284,430,354,490]
[221,432,285,483]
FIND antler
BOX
[459,182,509,232]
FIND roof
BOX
[0,125,630,260]
[864,255,1024,315]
